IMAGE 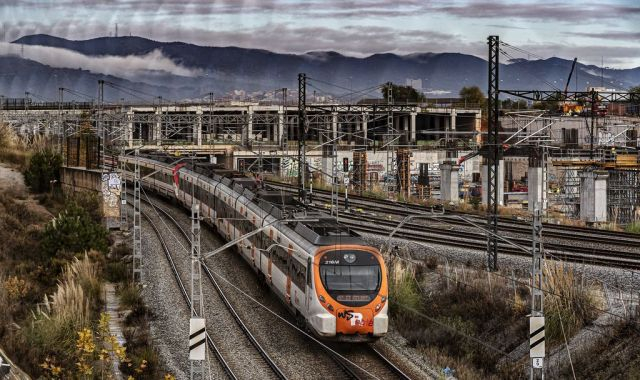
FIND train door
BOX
[285,244,292,304]
[305,257,312,312]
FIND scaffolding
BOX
[352,151,367,195]
[558,166,581,218]
[608,169,640,224]
[396,148,411,198]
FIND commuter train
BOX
[121,154,388,341]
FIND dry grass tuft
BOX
[25,255,101,362]
[543,262,600,342]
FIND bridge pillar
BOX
[195,107,203,146]
[410,112,417,144]
[580,170,608,223]
[247,106,254,144]
[126,109,134,148]
[440,162,460,203]
[528,157,544,212]
[154,107,162,145]
[362,113,368,145]
[277,107,284,146]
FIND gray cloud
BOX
[567,31,640,41]
[435,2,640,21]
[0,42,201,77]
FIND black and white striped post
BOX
[530,204,545,379]
[190,201,206,379]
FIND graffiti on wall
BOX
[101,172,121,219]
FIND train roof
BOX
[136,152,366,246]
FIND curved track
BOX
[140,197,288,380]
[137,191,415,380]
[140,210,238,380]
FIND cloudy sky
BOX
[1,0,639,68]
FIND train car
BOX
[121,154,389,342]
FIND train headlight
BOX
[343,253,356,264]
[381,296,387,303]
[327,304,334,312]
[375,303,381,312]
[319,295,326,303]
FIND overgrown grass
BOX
[543,262,600,343]
[21,255,100,374]
[560,319,640,379]
[0,123,30,169]
[386,252,528,379]
[625,221,640,234]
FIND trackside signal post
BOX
[298,73,307,203]
[486,35,501,271]
[530,204,545,379]
[190,202,206,379]
[132,149,142,282]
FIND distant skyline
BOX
[1,0,640,68]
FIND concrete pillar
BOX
[332,112,338,140]
[475,112,482,146]
[277,107,284,146]
[362,113,368,143]
[195,107,203,146]
[580,170,609,223]
[528,166,543,212]
[481,160,505,205]
[154,107,162,145]
[127,109,134,148]
[440,162,460,203]
[410,112,417,143]
[452,110,457,129]
[247,106,254,143]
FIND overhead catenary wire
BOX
[135,191,384,380]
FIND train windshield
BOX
[319,250,381,306]
[320,265,380,291]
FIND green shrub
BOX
[23,149,62,193]
[625,222,640,234]
[41,202,109,256]
[118,282,143,311]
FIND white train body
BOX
[122,155,389,341]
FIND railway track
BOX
[140,210,238,380]
[332,211,640,269]
[137,192,415,380]
[139,199,287,380]
[266,180,640,247]
[266,181,640,269]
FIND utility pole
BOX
[530,204,545,378]
[590,90,597,159]
[298,73,307,203]
[189,202,206,379]
[98,80,105,170]
[120,158,128,231]
[486,35,501,271]
[282,88,288,151]
[132,149,142,283]
[58,87,64,158]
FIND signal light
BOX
[343,157,349,172]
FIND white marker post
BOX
[530,204,545,379]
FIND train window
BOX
[306,257,312,288]
[291,259,305,289]
[272,246,288,271]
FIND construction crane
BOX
[561,58,584,116]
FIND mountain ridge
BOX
[4,34,640,101]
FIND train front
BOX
[310,245,388,342]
